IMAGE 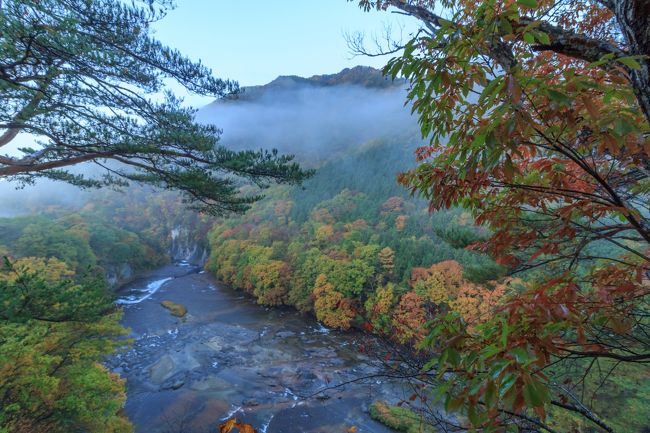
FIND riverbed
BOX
[109,263,408,433]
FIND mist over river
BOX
[108,263,406,433]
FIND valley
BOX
[2,7,649,428]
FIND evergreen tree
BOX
[0,0,311,215]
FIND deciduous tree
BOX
[353,0,650,430]
[313,274,357,329]
[392,291,428,344]
[0,259,130,433]
[378,246,396,275]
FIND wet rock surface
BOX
[108,263,405,433]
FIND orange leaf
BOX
[581,96,599,119]
[219,418,238,433]
[236,422,258,433]
[347,426,358,432]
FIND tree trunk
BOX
[614,0,650,125]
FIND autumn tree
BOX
[0,0,310,215]
[313,274,357,329]
[0,259,131,433]
[251,260,291,305]
[448,281,509,329]
[411,260,464,303]
[0,256,73,283]
[381,196,404,214]
[391,291,428,344]
[352,0,650,431]
[394,215,407,231]
[365,283,396,334]
[378,246,396,280]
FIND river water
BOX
[108,263,407,433]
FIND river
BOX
[108,263,407,433]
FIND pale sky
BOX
[152,0,418,106]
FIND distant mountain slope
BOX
[223,66,402,101]
[289,138,418,222]
[197,66,419,164]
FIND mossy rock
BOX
[369,400,434,433]
[160,300,187,317]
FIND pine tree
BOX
[0,0,311,215]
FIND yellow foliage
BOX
[373,284,395,317]
[449,282,508,329]
[313,274,356,330]
[219,418,257,433]
[395,215,407,231]
[251,260,290,305]
[315,224,334,242]
[412,260,464,304]
[0,257,74,284]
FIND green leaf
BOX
[523,378,550,407]
[500,18,513,35]
[445,394,464,412]
[482,343,502,359]
[485,380,497,406]
[490,359,511,380]
[517,0,538,8]
[432,381,451,403]
[614,117,637,135]
[468,403,480,425]
[499,373,518,397]
[509,346,529,364]
[479,77,504,104]
[447,348,461,367]
[534,31,551,45]
[523,33,535,44]
[547,89,571,105]
[617,56,643,70]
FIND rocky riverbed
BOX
[108,263,409,433]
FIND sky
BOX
[152,0,418,106]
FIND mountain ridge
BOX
[215,65,403,104]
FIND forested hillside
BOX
[206,137,505,330]
[0,188,212,286]
[3,0,650,431]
